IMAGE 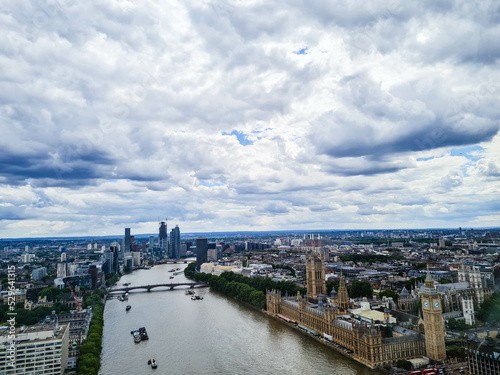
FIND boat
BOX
[131,329,141,343]
[126,305,131,311]
[139,327,149,340]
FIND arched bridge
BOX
[109,282,208,294]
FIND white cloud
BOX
[0,0,499,237]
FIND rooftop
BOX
[0,324,68,345]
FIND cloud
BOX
[0,0,499,237]
[309,74,499,160]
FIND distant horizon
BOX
[2,226,499,242]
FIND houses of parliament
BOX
[266,250,446,369]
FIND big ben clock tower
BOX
[421,266,446,361]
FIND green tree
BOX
[476,293,500,323]
[439,278,452,284]
[380,289,399,304]
[396,359,412,370]
[405,275,426,290]
[447,318,468,330]
[349,280,373,298]
[446,346,466,360]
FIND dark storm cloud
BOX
[0,146,115,183]
[309,72,500,165]
[0,205,25,221]
[313,118,499,159]
[322,158,410,177]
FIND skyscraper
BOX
[124,228,131,259]
[159,221,168,252]
[110,244,119,274]
[169,225,181,259]
[196,238,208,271]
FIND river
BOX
[100,262,382,375]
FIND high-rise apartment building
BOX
[196,238,208,271]
[169,225,180,259]
[124,228,131,259]
[159,221,168,252]
[0,325,69,374]
[32,267,47,281]
[110,244,119,274]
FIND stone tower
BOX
[337,271,349,314]
[421,266,446,361]
[306,250,326,300]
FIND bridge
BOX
[154,259,191,264]
[109,282,209,294]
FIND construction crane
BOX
[66,281,82,313]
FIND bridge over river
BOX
[109,282,209,294]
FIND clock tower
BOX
[421,266,446,361]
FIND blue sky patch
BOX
[416,156,435,162]
[222,130,253,146]
[450,145,484,161]
[293,47,308,55]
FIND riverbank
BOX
[76,288,108,375]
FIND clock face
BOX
[423,300,429,309]
[434,301,440,309]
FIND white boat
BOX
[131,329,141,343]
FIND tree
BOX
[349,280,373,298]
[396,359,412,371]
[439,278,452,284]
[446,346,466,360]
[380,289,399,304]
[39,287,68,302]
[405,275,425,290]
[447,318,468,330]
[476,293,500,323]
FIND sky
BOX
[0,0,499,238]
